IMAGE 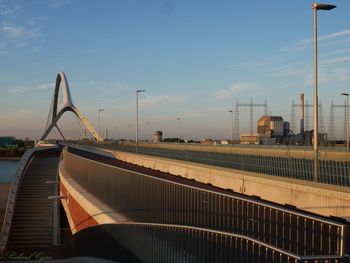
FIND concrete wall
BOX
[73,144,350,221]
[59,151,127,233]
[112,150,350,220]
[115,142,350,161]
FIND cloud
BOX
[304,72,329,86]
[50,0,71,8]
[0,3,45,52]
[282,28,350,52]
[139,95,184,108]
[334,69,350,82]
[2,23,41,41]
[320,56,350,66]
[8,83,54,93]
[214,82,261,100]
[0,1,21,17]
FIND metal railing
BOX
[70,141,350,188]
[62,148,348,261]
[0,148,37,255]
[101,222,345,263]
[0,146,60,256]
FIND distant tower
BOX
[233,99,240,140]
[344,100,348,142]
[319,101,325,134]
[264,99,268,115]
[300,93,305,135]
[250,99,254,136]
[328,100,336,141]
[290,100,296,134]
[233,98,268,139]
[305,100,310,132]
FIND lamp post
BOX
[228,110,234,144]
[312,3,336,181]
[98,109,104,139]
[341,93,349,151]
[136,90,145,147]
[176,117,181,143]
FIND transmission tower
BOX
[233,99,240,140]
[290,100,324,134]
[328,101,335,141]
[319,100,325,134]
[290,100,296,133]
[329,100,349,141]
[305,100,310,132]
[233,99,268,139]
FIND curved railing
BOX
[71,141,350,188]
[62,148,347,261]
[98,223,345,262]
[0,146,59,256]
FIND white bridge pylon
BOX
[41,72,103,141]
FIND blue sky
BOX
[1,0,350,140]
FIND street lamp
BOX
[312,3,336,181]
[176,117,181,143]
[98,109,104,139]
[228,110,234,144]
[341,93,349,151]
[136,90,145,145]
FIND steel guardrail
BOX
[62,147,348,260]
[0,146,59,256]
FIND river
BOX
[0,160,19,183]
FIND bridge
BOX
[0,72,350,262]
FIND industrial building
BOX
[240,115,290,145]
[239,93,329,145]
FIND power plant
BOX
[237,93,348,146]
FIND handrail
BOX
[68,146,346,228]
[123,222,345,260]
[63,147,346,258]
[0,146,59,256]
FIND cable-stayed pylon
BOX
[40,72,103,141]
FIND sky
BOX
[1,0,350,140]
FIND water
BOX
[0,160,19,183]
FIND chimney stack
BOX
[300,93,305,135]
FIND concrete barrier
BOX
[67,144,350,221]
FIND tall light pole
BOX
[312,3,336,181]
[341,93,349,151]
[136,90,145,145]
[98,109,104,139]
[228,110,234,143]
[176,117,181,143]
